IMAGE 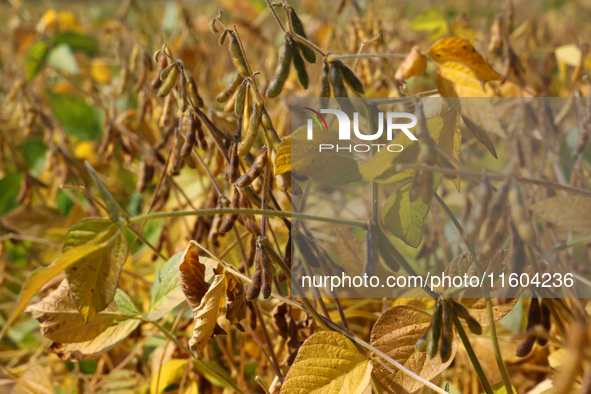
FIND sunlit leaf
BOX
[370,305,457,394]
[277,126,362,186]
[25,279,119,343]
[150,359,189,394]
[146,251,185,321]
[381,173,442,248]
[0,244,105,339]
[530,196,591,234]
[25,41,49,82]
[48,318,140,361]
[409,10,449,40]
[426,37,502,81]
[280,331,373,394]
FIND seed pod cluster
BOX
[170,128,184,175]
[136,158,154,193]
[238,188,260,236]
[216,73,244,103]
[151,50,168,90]
[246,237,273,300]
[157,63,180,97]
[287,6,316,64]
[237,146,268,189]
[219,188,241,235]
[228,31,250,78]
[224,138,240,184]
[239,102,261,156]
[516,297,543,357]
[267,37,293,99]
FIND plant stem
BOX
[398,163,591,199]
[433,192,512,394]
[150,320,244,394]
[129,208,368,229]
[333,52,408,59]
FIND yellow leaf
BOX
[280,331,373,394]
[530,196,591,235]
[90,59,112,84]
[435,62,503,158]
[409,10,449,41]
[13,365,55,394]
[274,136,291,175]
[426,37,502,81]
[395,46,428,81]
[555,44,581,67]
[444,250,519,327]
[431,107,461,191]
[74,141,99,166]
[36,9,58,33]
[57,11,85,34]
[150,359,188,394]
[370,305,457,394]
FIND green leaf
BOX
[25,41,49,81]
[48,43,80,74]
[63,218,120,252]
[85,161,127,223]
[146,251,185,321]
[47,93,102,141]
[115,289,142,318]
[49,318,141,361]
[0,174,23,215]
[409,10,450,40]
[52,31,98,55]
[278,125,362,186]
[0,243,105,340]
[62,219,128,322]
[381,173,442,248]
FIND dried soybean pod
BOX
[508,178,537,245]
[452,301,482,335]
[170,128,184,175]
[187,75,204,108]
[334,59,365,94]
[415,319,433,352]
[516,335,536,357]
[151,52,168,90]
[288,7,315,63]
[137,159,154,193]
[211,148,225,177]
[537,300,551,346]
[479,179,509,243]
[478,210,507,263]
[260,240,273,299]
[237,146,267,188]
[224,90,238,113]
[157,64,180,97]
[216,73,244,103]
[229,31,249,77]
[228,139,240,183]
[235,80,248,118]
[239,190,260,236]
[194,115,207,150]
[266,37,293,99]
[159,95,173,128]
[330,61,347,98]
[219,188,240,235]
[289,37,309,89]
[208,205,223,245]
[319,61,331,109]
[261,107,282,153]
[440,301,454,363]
[239,103,261,156]
[219,29,228,46]
[246,250,263,301]
[209,18,219,33]
[516,298,541,356]
[178,72,187,113]
[465,173,493,241]
[181,117,196,157]
[427,300,442,359]
[159,62,177,81]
